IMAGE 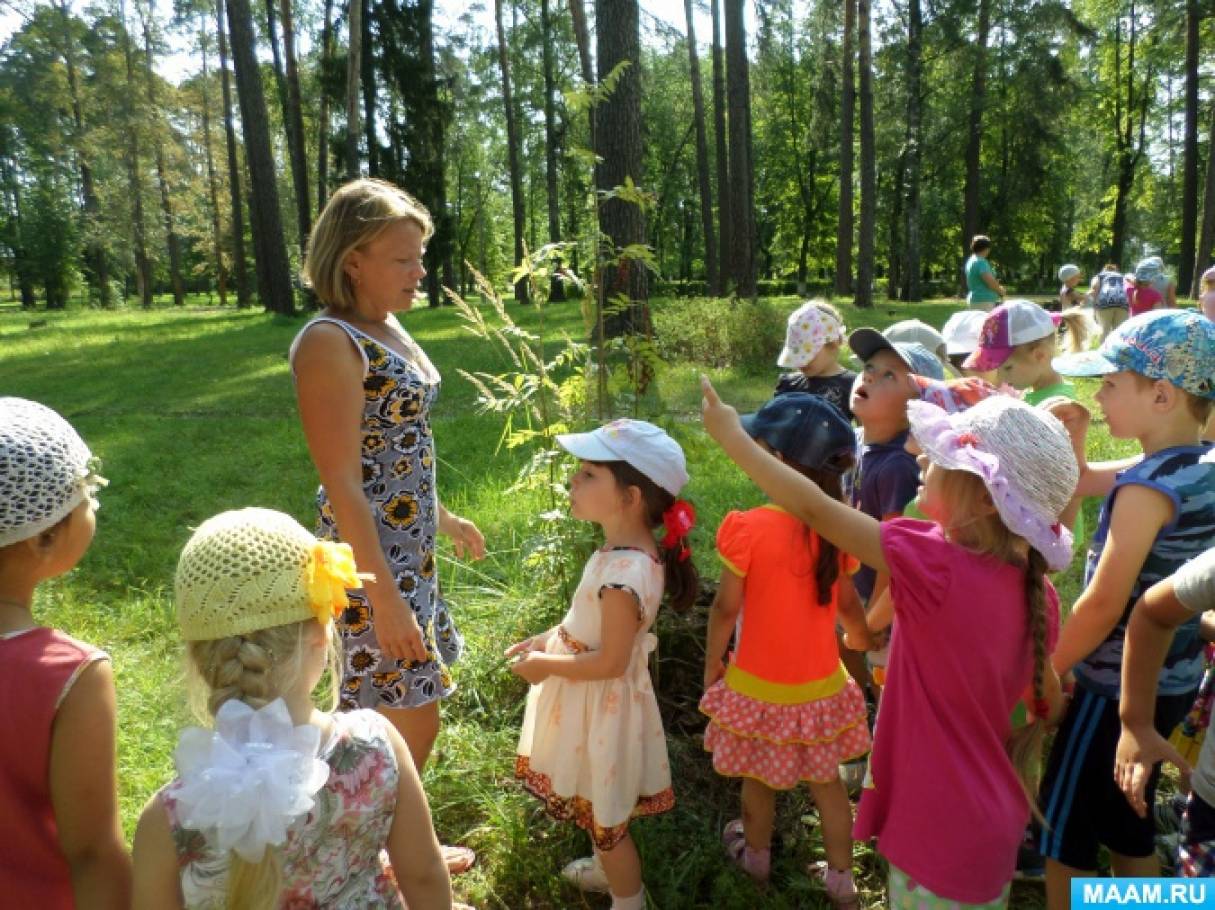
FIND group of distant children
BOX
[1060,257,1215,336]
[3,266,1215,910]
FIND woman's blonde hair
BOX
[303,178,434,311]
[184,620,342,910]
[936,469,1051,820]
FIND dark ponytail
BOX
[599,461,700,613]
[784,455,854,608]
[1007,546,1050,822]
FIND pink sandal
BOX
[722,819,770,883]
[809,861,860,909]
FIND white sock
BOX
[610,887,645,910]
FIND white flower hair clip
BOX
[172,699,330,862]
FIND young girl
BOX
[702,380,1076,908]
[774,299,857,422]
[0,398,130,908]
[1199,266,1215,322]
[131,508,454,909]
[509,419,698,910]
[700,394,872,903]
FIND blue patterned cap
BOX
[848,328,945,380]
[1052,309,1215,400]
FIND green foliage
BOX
[652,296,786,371]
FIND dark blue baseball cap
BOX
[740,393,856,471]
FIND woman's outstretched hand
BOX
[700,376,743,444]
[441,512,486,561]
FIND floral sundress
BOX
[291,316,463,710]
[161,709,404,908]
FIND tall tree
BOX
[198,8,228,306]
[225,0,295,313]
[316,0,334,211]
[216,0,250,307]
[711,0,731,294]
[961,0,990,276]
[834,0,854,296]
[138,0,186,306]
[278,0,311,256]
[594,0,647,336]
[118,0,153,308]
[1178,0,1198,295]
[1194,98,1215,295]
[855,0,874,308]
[345,0,362,177]
[1109,2,1151,263]
[540,0,564,300]
[684,0,717,295]
[724,0,756,297]
[360,0,377,176]
[902,0,923,301]
[494,0,527,303]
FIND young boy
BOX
[1058,263,1085,311]
[1039,310,1215,908]
[774,300,856,421]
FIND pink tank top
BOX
[0,627,108,907]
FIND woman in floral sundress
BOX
[291,178,484,873]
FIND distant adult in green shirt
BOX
[964,234,1004,310]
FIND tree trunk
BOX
[724,0,755,298]
[119,0,153,308]
[834,0,854,296]
[278,0,311,257]
[317,0,334,211]
[345,0,362,177]
[418,0,451,307]
[361,0,378,177]
[961,0,990,280]
[217,0,251,307]
[568,0,595,155]
[52,0,112,307]
[903,0,923,302]
[1179,0,1198,295]
[262,0,289,118]
[684,0,717,296]
[139,0,186,307]
[594,0,648,337]
[494,0,528,303]
[540,0,565,300]
[855,0,875,308]
[1195,98,1215,296]
[226,0,296,314]
[710,0,730,294]
[199,9,229,306]
[1109,4,1149,264]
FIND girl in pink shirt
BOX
[702,382,1075,908]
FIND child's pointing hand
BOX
[700,376,743,444]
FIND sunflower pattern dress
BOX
[291,316,463,710]
[515,548,675,850]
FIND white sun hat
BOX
[556,419,688,496]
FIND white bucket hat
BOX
[907,396,1078,570]
[556,419,688,496]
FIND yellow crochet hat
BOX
[175,507,367,641]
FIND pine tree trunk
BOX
[262,0,289,118]
[225,0,296,314]
[684,0,717,297]
[217,0,251,307]
[1110,5,1147,264]
[279,0,311,257]
[361,0,377,177]
[855,0,875,309]
[724,0,755,298]
[594,0,648,338]
[345,0,362,178]
[417,0,451,307]
[834,0,854,296]
[199,9,229,306]
[1179,0,1198,295]
[541,0,565,300]
[710,0,730,294]
[903,0,923,302]
[961,0,990,281]
[494,0,528,303]
[119,0,153,309]
[317,0,334,211]
[1195,98,1215,295]
[140,1,186,307]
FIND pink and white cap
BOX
[963,299,1063,372]
[907,395,1077,570]
[777,302,846,369]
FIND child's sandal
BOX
[722,819,770,883]
[810,861,860,909]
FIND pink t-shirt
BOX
[853,520,1059,904]
[1200,289,1215,322]
[1125,279,1163,317]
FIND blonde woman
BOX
[289,179,483,873]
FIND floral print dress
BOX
[290,316,462,710]
[161,709,404,908]
[515,548,675,850]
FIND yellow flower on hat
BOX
[306,541,371,624]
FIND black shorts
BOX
[1038,686,1193,870]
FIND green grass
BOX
[0,296,1139,908]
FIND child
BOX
[509,419,698,910]
[1040,310,1215,908]
[1199,266,1215,322]
[1092,262,1129,340]
[1126,259,1165,317]
[0,398,130,908]
[1115,540,1215,877]
[774,300,856,421]
[702,381,1076,907]
[965,298,1092,407]
[700,394,873,902]
[1059,263,1086,310]
[941,309,992,377]
[130,508,453,909]
[883,319,953,375]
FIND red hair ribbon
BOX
[661,500,696,562]
[1032,698,1051,721]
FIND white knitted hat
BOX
[0,398,105,547]
[176,508,368,641]
[907,396,1079,570]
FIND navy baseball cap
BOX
[740,393,855,471]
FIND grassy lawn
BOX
[0,294,1136,908]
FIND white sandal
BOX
[561,855,610,893]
